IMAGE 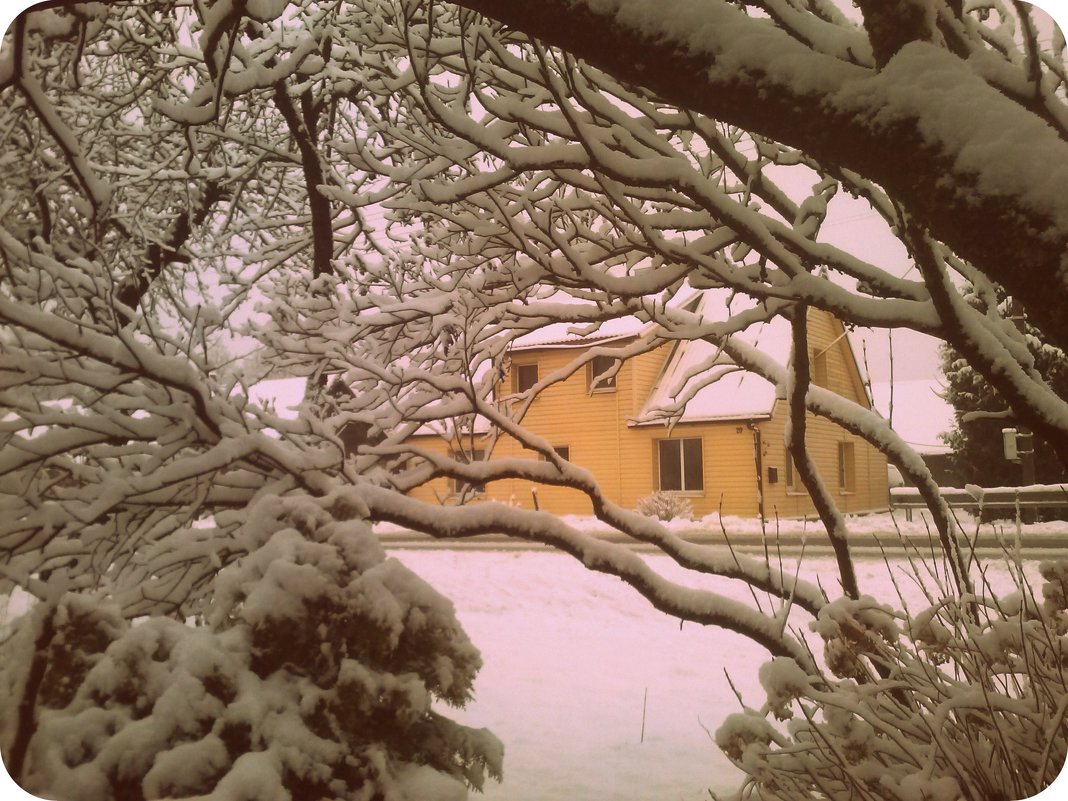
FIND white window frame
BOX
[656,437,704,493]
[588,354,618,392]
[837,441,856,494]
[513,363,538,393]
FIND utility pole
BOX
[1009,299,1037,521]
[1017,429,1036,486]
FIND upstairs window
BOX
[541,445,570,462]
[588,354,618,392]
[812,349,829,388]
[513,363,538,393]
[837,441,856,493]
[657,438,703,492]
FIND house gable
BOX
[806,311,872,409]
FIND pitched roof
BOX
[633,292,791,425]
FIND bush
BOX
[1,494,502,801]
[637,491,694,521]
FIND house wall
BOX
[757,410,889,518]
[757,311,889,517]
[406,338,672,514]
[623,420,763,516]
[407,424,763,516]
[404,310,889,518]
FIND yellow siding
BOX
[630,342,673,413]
[407,339,646,515]
[404,434,457,507]
[406,421,764,517]
[807,309,871,408]
[756,410,889,519]
[498,340,650,513]
[757,309,888,518]
[404,309,889,519]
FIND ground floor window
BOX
[784,448,798,491]
[838,441,856,493]
[657,438,703,492]
[540,445,570,462]
[450,448,486,496]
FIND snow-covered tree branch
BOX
[2,1,1067,798]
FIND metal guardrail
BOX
[890,484,1068,520]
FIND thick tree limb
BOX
[787,306,859,600]
[272,84,335,277]
[449,0,1068,350]
[7,604,57,785]
[905,218,1068,468]
[354,483,820,670]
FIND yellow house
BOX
[407,298,889,519]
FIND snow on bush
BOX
[0,494,502,801]
[636,492,694,522]
[714,559,1068,801]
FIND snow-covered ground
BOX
[391,549,758,800]
[389,546,1062,801]
[3,520,1066,800]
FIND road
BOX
[378,525,1068,558]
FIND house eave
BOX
[509,331,640,353]
[628,413,772,427]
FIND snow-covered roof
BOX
[841,328,873,401]
[870,379,954,455]
[510,315,649,351]
[509,290,795,424]
[633,293,792,425]
[246,290,878,437]
[642,368,780,424]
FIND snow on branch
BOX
[352,484,820,670]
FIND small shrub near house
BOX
[637,492,694,522]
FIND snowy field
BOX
[389,545,1064,801]
[391,548,760,800]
